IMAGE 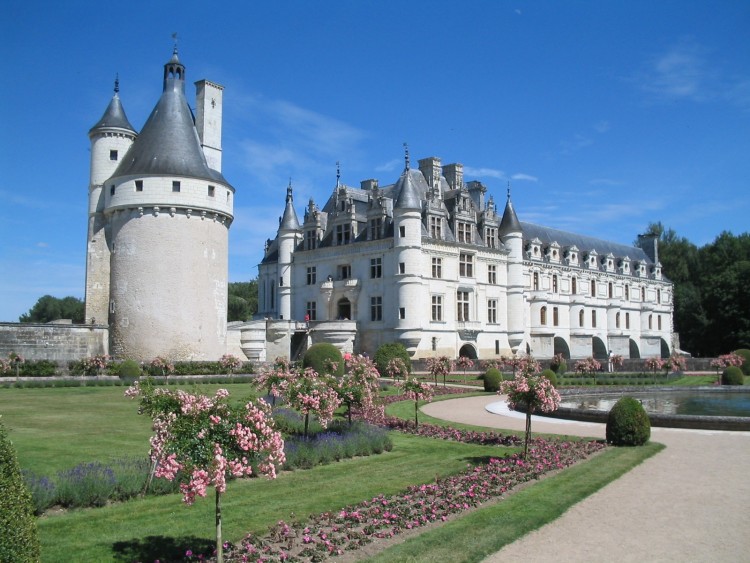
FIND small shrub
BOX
[722,366,745,386]
[117,359,141,379]
[374,342,412,376]
[0,422,41,562]
[302,343,344,376]
[540,368,558,388]
[484,368,502,392]
[734,349,750,376]
[18,359,59,377]
[606,397,651,446]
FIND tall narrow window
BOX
[431,257,442,278]
[370,217,382,240]
[488,264,497,284]
[399,226,406,237]
[616,312,621,328]
[592,310,597,328]
[641,287,646,301]
[572,277,577,294]
[579,309,585,327]
[306,266,316,285]
[305,230,317,250]
[553,306,559,326]
[533,272,539,290]
[552,275,558,293]
[487,299,497,324]
[306,301,317,321]
[648,314,653,329]
[370,296,382,321]
[399,262,405,274]
[429,216,442,239]
[399,307,406,320]
[485,227,497,248]
[540,306,547,325]
[457,291,470,321]
[658,315,662,330]
[625,285,630,300]
[657,289,661,303]
[608,282,613,298]
[626,312,630,329]
[431,295,443,322]
[370,257,382,279]
[591,280,596,297]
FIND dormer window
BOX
[430,217,442,239]
[457,221,472,243]
[335,224,351,245]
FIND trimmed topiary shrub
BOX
[373,342,412,376]
[302,343,344,376]
[540,368,558,388]
[606,396,651,446]
[484,368,502,392]
[734,349,750,376]
[722,366,745,386]
[117,359,142,379]
[0,421,41,562]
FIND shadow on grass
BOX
[112,535,214,562]
[462,455,504,466]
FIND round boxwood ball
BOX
[302,343,344,376]
[606,396,651,446]
[540,368,558,388]
[732,349,750,376]
[484,368,502,392]
[118,359,141,379]
[722,366,744,386]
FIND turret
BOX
[277,183,302,320]
[498,187,524,354]
[85,77,136,325]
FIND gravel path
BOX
[422,396,750,563]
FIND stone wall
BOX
[0,322,108,362]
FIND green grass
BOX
[37,433,504,562]
[367,442,665,563]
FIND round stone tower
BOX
[499,191,525,354]
[101,49,234,361]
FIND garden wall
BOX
[0,322,108,362]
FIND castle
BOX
[75,49,673,364]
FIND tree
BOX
[334,354,381,424]
[19,295,84,323]
[426,356,453,387]
[126,380,285,563]
[397,378,433,429]
[227,281,258,322]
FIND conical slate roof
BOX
[111,51,230,186]
[394,168,425,210]
[89,81,135,134]
[498,196,521,236]
[279,184,301,230]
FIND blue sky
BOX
[1,0,748,322]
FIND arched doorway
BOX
[553,337,571,360]
[592,336,608,359]
[459,343,477,360]
[337,298,351,320]
[660,338,670,358]
[629,338,641,359]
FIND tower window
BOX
[399,307,406,320]
[110,185,115,196]
[110,150,118,161]
[399,262,406,274]
[135,180,143,192]
[172,181,181,192]
[399,226,406,237]
[208,185,215,197]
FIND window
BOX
[641,287,646,301]
[110,150,118,161]
[110,185,115,196]
[657,289,661,303]
[370,218,382,240]
[457,291,470,321]
[553,307,559,326]
[488,299,497,324]
[572,277,577,294]
[579,310,585,327]
[552,275,559,293]
[592,310,597,328]
[208,185,215,197]
[459,253,474,277]
[658,315,662,330]
[172,181,181,192]
[337,264,351,280]
[306,266,316,285]
[457,221,472,243]
[608,282,613,298]
[305,230,317,250]
[399,262,405,274]
[431,295,443,321]
[485,227,497,248]
[591,280,596,297]
[370,257,382,279]
[495,340,500,354]
[533,272,539,290]
[488,264,497,284]
[616,312,621,328]
[648,314,653,329]
[431,257,442,278]
[399,307,406,320]
[399,226,406,237]
[540,306,547,325]
[336,224,351,245]
[625,285,630,300]
[429,216,442,239]
[370,296,382,321]
[306,301,317,321]
[135,180,143,192]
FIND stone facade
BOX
[0,322,108,363]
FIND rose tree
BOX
[397,378,434,429]
[125,380,285,563]
[334,354,381,424]
[282,367,342,437]
[426,356,454,387]
[500,357,561,458]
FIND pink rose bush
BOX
[397,378,433,429]
[426,356,454,386]
[219,354,244,375]
[385,357,409,382]
[574,356,602,375]
[500,356,561,458]
[334,354,381,424]
[125,379,285,562]
[149,356,175,378]
[278,367,342,437]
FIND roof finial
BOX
[336,161,341,187]
[403,142,410,170]
[114,73,120,94]
[507,181,511,201]
[171,32,179,55]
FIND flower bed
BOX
[220,438,604,561]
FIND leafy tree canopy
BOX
[227,280,258,322]
[19,295,84,324]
